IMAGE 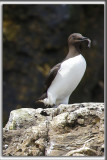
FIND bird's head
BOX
[68,33,91,50]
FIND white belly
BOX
[47,54,86,105]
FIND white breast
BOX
[47,54,86,106]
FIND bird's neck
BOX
[65,44,81,60]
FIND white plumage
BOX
[43,54,86,106]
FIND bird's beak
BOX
[82,37,91,48]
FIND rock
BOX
[64,146,97,156]
[4,108,46,130]
[3,103,104,156]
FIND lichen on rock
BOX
[3,103,104,156]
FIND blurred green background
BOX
[3,4,104,126]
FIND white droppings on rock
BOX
[4,144,8,149]
[46,141,55,155]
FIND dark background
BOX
[3,4,104,126]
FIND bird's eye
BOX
[72,36,75,39]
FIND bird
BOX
[36,33,91,108]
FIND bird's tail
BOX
[29,93,54,109]
[36,92,47,102]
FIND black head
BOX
[68,33,91,48]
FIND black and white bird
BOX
[37,33,91,107]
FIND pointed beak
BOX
[82,37,91,48]
[82,37,88,40]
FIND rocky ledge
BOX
[3,103,104,156]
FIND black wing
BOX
[44,63,61,93]
[37,63,61,101]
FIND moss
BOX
[9,120,16,130]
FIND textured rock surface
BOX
[3,103,104,156]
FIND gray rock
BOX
[3,103,104,156]
[5,108,46,130]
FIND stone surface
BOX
[3,103,104,156]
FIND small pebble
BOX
[77,119,84,125]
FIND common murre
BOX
[37,33,91,107]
